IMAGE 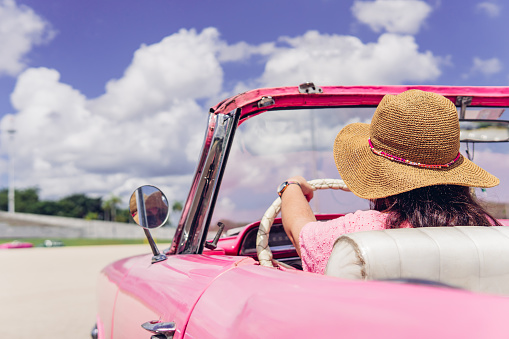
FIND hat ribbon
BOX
[368,138,461,169]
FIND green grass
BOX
[0,238,172,247]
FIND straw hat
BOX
[333,89,499,199]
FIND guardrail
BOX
[0,211,175,239]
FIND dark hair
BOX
[371,185,501,229]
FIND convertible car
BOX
[93,84,509,339]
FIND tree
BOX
[0,187,40,213]
[103,195,122,221]
[114,208,131,223]
[172,201,183,213]
[0,188,137,223]
[56,194,103,218]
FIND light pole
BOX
[7,128,15,213]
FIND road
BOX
[0,244,168,339]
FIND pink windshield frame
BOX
[171,85,509,255]
[210,85,509,123]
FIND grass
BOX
[0,238,172,247]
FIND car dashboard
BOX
[239,223,302,269]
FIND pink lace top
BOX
[299,210,412,274]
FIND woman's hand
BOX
[286,176,314,202]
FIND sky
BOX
[0,0,508,208]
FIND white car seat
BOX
[324,226,509,295]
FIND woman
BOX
[279,90,501,274]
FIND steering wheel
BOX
[256,178,349,268]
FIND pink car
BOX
[0,240,33,249]
[93,85,509,339]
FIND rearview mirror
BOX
[129,185,170,229]
[459,119,509,142]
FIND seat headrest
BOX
[324,226,509,295]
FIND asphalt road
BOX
[0,244,167,339]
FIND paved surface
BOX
[0,244,169,339]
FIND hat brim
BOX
[334,123,500,199]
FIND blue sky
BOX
[2,0,507,112]
[0,0,507,205]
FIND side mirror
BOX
[129,185,170,229]
[459,119,509,142]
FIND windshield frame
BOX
[169,109,240,255]
[170,85,509,255]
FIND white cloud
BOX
[471,57,502,76]
[5,24,508,217]
[259,31,442,87]
[217,41,276,62]
[3,65,206,203]
[88,28,225,120]
[2,28,233,202]
[351,0,433,34]
[2,27,448,205]
[476,2,501,17]
[0,0,55,76]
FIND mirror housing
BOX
[130,185,170,263]
[129,185,170,229]
[459,119,509,143]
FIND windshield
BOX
[211,107,509,230]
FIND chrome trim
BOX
[168,114,217,254]
[141,320,176,339]
[278,256,301,262]
[170,109,240,254]
[298,82,323,94]
[268,244,296,252]
[257,96,275,108]
[456,96,472,119]
[242,244,296,255]
[136,187,167,263]
[150,252,167,264]
[277,256,302,269]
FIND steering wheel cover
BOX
[256,179,349,267]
